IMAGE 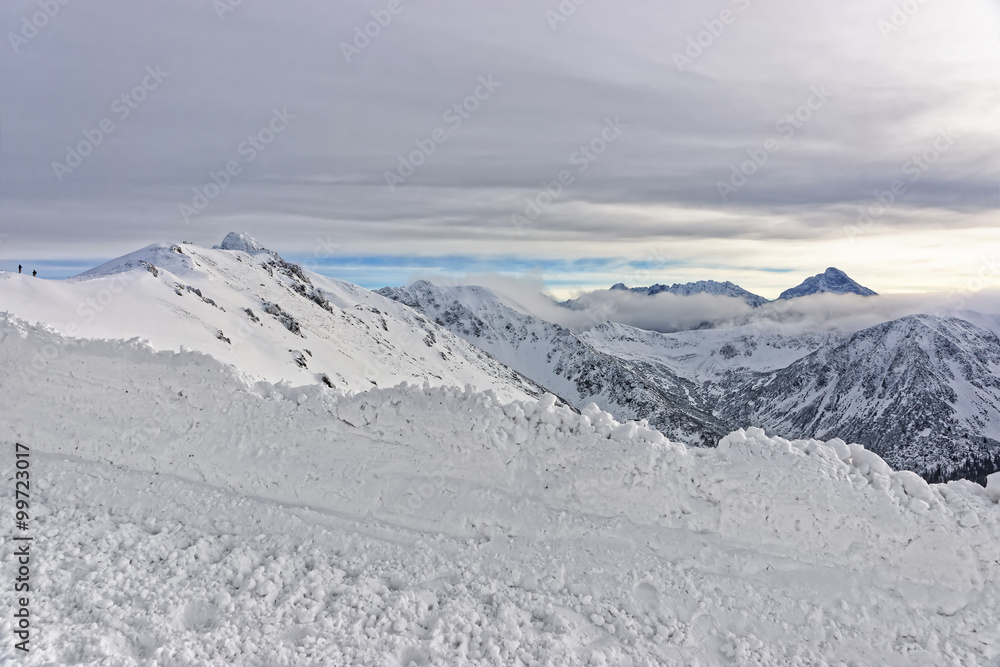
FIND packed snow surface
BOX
[1,315,999,666]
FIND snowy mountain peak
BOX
[612,280,770,308]
[74,243,196,279]
[5,238,542,399]
[778,267,877,300]
[215,231,269,254]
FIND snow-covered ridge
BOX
[597,268,875,307]
[3,312,993,524]
[74,243,197,279]
[1,312,995,530]
[610,280,770,308]
[0,233,542,400]
[379,279,731,447]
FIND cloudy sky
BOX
[1,0,998,298]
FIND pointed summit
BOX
[215,232,268,254]
[777,267,877,300]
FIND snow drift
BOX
[1,315,998,665]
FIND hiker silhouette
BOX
[32,270,36,277]
[18,265,21,273]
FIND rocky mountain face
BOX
[778,267,878,299]
[718,315,1000,480]
[377,280,731,446]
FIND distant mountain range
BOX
[378,280,730,446]
[3,234,995,484]
[607,267,877,307]
[383,277,1000,484]
[610,280,771,307]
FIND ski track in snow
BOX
[1,316,1000,665]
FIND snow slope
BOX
[581,320,844,391]
[722,315,1000,479]
[0,235,540,400]
[583,315,1000,481]
[1,315,999,665]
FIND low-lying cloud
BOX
[424,274,1000,337]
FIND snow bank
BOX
[1,317,999,665]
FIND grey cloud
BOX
[1,0,997,272]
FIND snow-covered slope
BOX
[2,315,999,665]
[721,315,1000,480]
[583,315,1000,482]
[378,280,730,446]
[610,280,770,307]
[0,234,540,400]
[778,267,877,299]
[581,320,844,391]
[381,281,1000,481]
